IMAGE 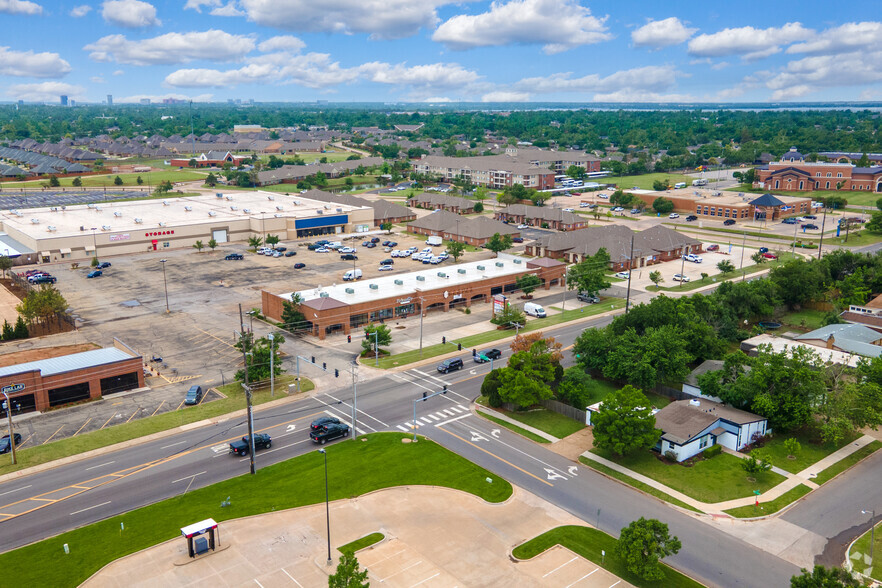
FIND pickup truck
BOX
[310,423,350,444]
[229,433,272,456]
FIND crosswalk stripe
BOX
[418,418,432,425]
[396,425,409,432]
[449,406,464,413]
[457,404,468,410]
[427,414,441,421]
[443,409,455,416]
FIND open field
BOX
[605,172,697,191]
[5,170,206,188]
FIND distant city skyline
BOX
[2,1,881,104]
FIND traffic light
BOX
[365,331,371,340]
[442,336,446,344]
[322,362,327,370]
[311,356,316,364]
[335,369,339,377]
[422,391,427,399]
[347,335,351,343]
[457,343,462,351]
[472,348,476,357]
[443,385,448,394]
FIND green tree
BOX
[481,368,504,407]
[328,552,369,588]
[234,333,285,384]
[113,175,123,186]
[281,294,306,331]
[652,179,670,192]
[790,565,860,587]
[362,324,392,356]
[651,196,674,214]
[567,248,611,295]
[783,438,801,458]
[248,235,263,250]
[490,303,526,327]
[188,158,198,167]
[72,177,82,187]
[0,256,12,278]
[1,319,13,341]
[592,385,660,456]
[154,180,173,195]
[866,211,882,233]
[566,164,587,180]
[516,273,542,297]
[473,201,484,213]
[207,238,218,251]
[741,449,772,474]
[136,175,144,185]
[193,240,204,252]
[205,173,216,187]
[615,517,682,581]
[485,232,513,255]
[48,175,60,187]
[91,256,99,267]
[265,234,280,248]
[12,316,28,339]
[602,326,693,390]
[717,259,736,274]
[446,240,466,262]
[751,251,766,264]
[494,342,558,408]
[16,284,68,327]
[769,259,826,308]
[556,366,594,409]
[380,222,392,233]
[648,270,663,287]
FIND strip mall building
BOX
[261,254,567,339]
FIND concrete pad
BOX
[517,545,633,587]
[702,516,825,569]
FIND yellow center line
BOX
[436,426,552,487]
[41,425,65,445]
[72,418,92,437]
[150,400,165,417]
[99,413,116,430]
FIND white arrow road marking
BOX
[470,430,489,442]
[210,443,229,454]
[469,369,476,375]
[568,466,578,476]
[286,424,297,432]
[491,429,501,438]
[545,468,567,481]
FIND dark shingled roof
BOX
[750,193,785,207]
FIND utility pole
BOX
[625,234,635,313]
[418,297,425,357]
[239,304,256,474]
[740,230,747,281]
[350,363,358,440]
[1,392,16,465]
[818,205,828,260]
[268,333,274,397]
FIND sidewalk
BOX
[579,434,878,516]
[475,405,560,443]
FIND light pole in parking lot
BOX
[318,448,331,565]
[159,259,169,313]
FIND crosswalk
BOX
[396,403,471,432]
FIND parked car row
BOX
[24,270,57,284]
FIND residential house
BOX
[407,193,475,214]
[793,323,882,358]
[495,204,588,231]
[406,210,518,246]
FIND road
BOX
[0,314,838,587]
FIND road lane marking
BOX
[0,485,31,498]
[70,501,111,516]
[85,461,115,471]
[172,471,206,484]
[437,426,552,487]
[434,413,470,427]
[160,440,186,449]
[42,425,65,444]
[72,418,92,437]
[319,392,387,428]
[544,556,577,577]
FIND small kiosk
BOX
[181,518,219,558]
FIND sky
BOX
[2,0,882,105]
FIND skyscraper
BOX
[60,95,68,106]
[107,94,113,106]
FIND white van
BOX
[427,236,443,246]
[524,302,546,318]
[692,178,708,187]
[343,268,362,281]
[674,182,687,189]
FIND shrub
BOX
[664,450,678,462]
[783,437,801,458]
[703,444,722,458]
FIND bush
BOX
[703,444,722,458]
[664,450,678,462]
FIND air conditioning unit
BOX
[94,206,102,212]
[101,225,111,231]
[336,208,343,213]
[275,206,283,211]
[324,205,330,209]
[87,204,96,209]
[162,200,170,206]
[61,206,66,211]
[316,210,323,214]
[79,225,86,231]
[243,208,251,213]
[158,222,167,227]
[208,211,217,217]
[184,206,192,211]
[293,200,301,205]
[13,210,22,217]
[30,218,40,224]
[267,195,275,201]
[215,193,224,199]
[225,195,233,201]
[50,207,58,212]
[134,218,143,224]
[46,226,56,232]
[113,211,122,217]
[273,213,282,218]
[230,206,238,211]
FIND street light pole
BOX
[239,304,256,474]
[1,392,16,465]
[319,448,331,565]
[159,259,169,313]
[740,230,747,281]
[268,333,274,397]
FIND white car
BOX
[263,249,275,256]
[338,246,356,254]
[597,193,609,199]
[517,224,529,229]
[390,250,402,257]
[669,213,680,219]
[411,252,423,260]
[563,208,575,212]
[673,273,691,282]
[273,251,283,257]
[614,271,630,279]
[580,202,590,208]
[683,254,703,263]
[315,247,330,253]
[378,265,393,271]
[438,252,449,260]
[612,207,624,212]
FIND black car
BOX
[30,275,57,284]
[474,348,501,363]
[803,223,819,230]
[229,433,272,456]
[307,244,322,250]
[184,385,203,406]
[294,263,306,269]
[315,240,330,246]
[759,247,769,254]
[437,358,464,373]
[341,254,358,260]
[310,422,350,444]
[365,242,376,248]
[370,237,380,243]
[0,433,22,454]
[512,237,524,243]
[97,262,112,269]
[804,215,817,220]
[224,253,244,260]
[382,241,392,246]
[723,219,736,226]
[285,251,297,257]
[311,416,341,431]
[685,215,698,222]
[275,246,287,252]
[379,259,393,265]
[577,292,600,303]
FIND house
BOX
[794,323,882,358]
[495,204,588,231]
[682,360,725,403]
[407,193,475,214]
[655,399,769,462]
[169,151,248,168]
[740,334,862,367]
[406,210,519,246]
[839,293,882,333]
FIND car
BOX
[517,224,529,229]
[311,416,341,431]
[630,208,641,214]
[803,215,817,220]
[512,237,524,243]
[225,253,244,260]
[474,348,502,363]
[340,254,358,261]
[285,251,297,257]
[294,263,306,269]
[97,262,112,269]
[782,218,798,225]
[365,242,376,248]
[723,219,736,226]
[383,247,392,252]
[577,292,600,303]
[310,422,350,444]
[264,250,275,256]
[437,358,464,373]
[184,385,203,405]
[30,275,57,284]
[379,259,393,265]
[706,244,720,251]
[669,213,680,219]
[612,207,624,212]
[758,247,769,254]
[683,253,703,263]
[580,202,590,208]
[339,247,356,254]
[378,265,393,271]
[315,247,330,253]
[307,244,322,250]
[563,208,575,212]
[26,272,51,283]
[275,246,287,252]
[386,241,397,247]
[614,271,630,280]
[87,270,102,278]
[315,240,330,246]
[803,224,819,230]
[370,237,380,243]
[763,252,778,259]
[685,215,698,222]
[229,433,272,455]
[382,241,392,247]
[273,251,283,257]
[597,193,609,199]
[673,273,691,282]
[0,433,22,454]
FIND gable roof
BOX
[655,399,765,446]
[750,193,786,207]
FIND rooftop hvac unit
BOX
[345,288,355,294]
[46,226,56,232]
[50,207,58,212]
[101,225,111,231]
[12,210,22,217]
[437,272,446,278]
[273,213,282,218]
[293,200,301,205]
[134,218,143,224]
[225,195,233,201]
[243,208,251,213]
[319,292,329,298]
[336,208,343,213]
[513,259,522,264]
[184,206,193,211]
[394,279,404,285]
[316,209,323,214]
[230,206,238,211]
[275,206,283,211]
[162,200,170,206]
[113,212,122,217]
[158,222,167,227]
[495,262,504,267]
[94,206,102,212]
[215,193,223,199]
[416,275,426,281]
[208,211,217,217]
[87,204,96,209]
[324,205,330,209]
[458,269,466,274]
[30,218,40,224]
[267,195,275,201]
[79,225,86,231]
[369,283,378,290]
[61,206,66,211]
[477,265,485,270]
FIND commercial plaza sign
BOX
[1,383,24,394]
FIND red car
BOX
[706,244,720,251]
[762,252,778,260]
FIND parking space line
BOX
[565,568,597,587]
[281,568,303,587]
[42,425,65,444]
[608,581,620,588]
[72,418,92,437]
[544,556,577,577]
[151,400,165,417]
[99,414,116,430]
[254,579,265,588]
[175,398,186,411]
[410,572,440,587]
[379,560,423,582]
[125,409,141,424]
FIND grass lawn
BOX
[0,433,512,587]
[850,522,882,581]
[590,449,785,503]
[605,173,695,191]
[776,308,828,331]
[9,170,206,188]
[723,484,812,518]
[0,375,313,478]
[760,431,857,474]
[490,407,585,439]
[256,151,354,164]
[369,299,622,369]
[339,532,385,554]
[475,405,550,443]
[512,525,704,588]
[579,457,702,513]
[814,440,882,484]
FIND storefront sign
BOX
[453,294,463,300]
[396,297,412,304]
[1,383,25,394]
[109,234,131,242]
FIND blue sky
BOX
[2,0,881,104]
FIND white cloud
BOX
[359,62,479,89]
[112,69,124,75]
[433,0,610,54]
[482,91,530,102]
[183,0,220,12]
[423,96,452,102]
[240,0,449,39]
[688,23,812,60]
[7,82,84,102]
[85,30,256,65]
[90,75,105,83]
[101,0,160,28]
[164,63,276,88]
[514,65,680,95]
[787,22,882,55]
[117,92,214,103]
[211,2,244,16]
[591,89,697,103]
[631,17,695,49]
[70,4,91,17]
[0,0,42,15]
[258,35,305,53]
[765,50,882,100]
[0,46,72,78]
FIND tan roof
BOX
[407,210,461,232]
[302,297,348,311]
[656,399,765,446]
[864,294,882,309]
[452,216,518,240]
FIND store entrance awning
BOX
[84,245,96,252]
[40,251,50,257]
[60,248,72,255]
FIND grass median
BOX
[723,484,812,518]
[850,522,882,581]
[475,408,551,443]
[512,525,704,588]
[369,298,622,369]
[338,532,385,554]
[814,440,882,485]
[0,375,313,477]
[578,457,702,513]
[0,432,512,587]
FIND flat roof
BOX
[283,255,537,307]
[0,190,369,239]
[0,347,136,378]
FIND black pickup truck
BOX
[229,433,272,456]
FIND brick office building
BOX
[755,147,882,193]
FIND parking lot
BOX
[0,189,151,210]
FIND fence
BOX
[541,398,587,423]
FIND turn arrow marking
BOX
[470,431,488,442]
[286,424,297,432]
[491,429,501,438]
[545,468,566,481]
[568,466,578,476]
